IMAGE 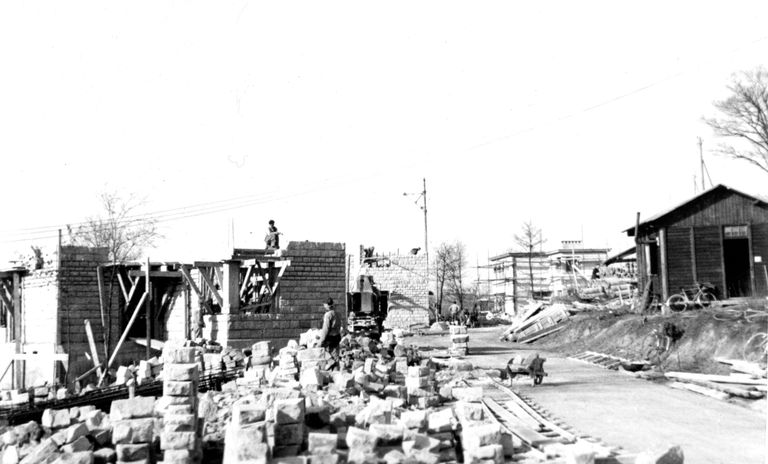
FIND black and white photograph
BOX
[0,2,766,463]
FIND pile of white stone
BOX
[448,325,469,357]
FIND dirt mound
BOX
[534,306,768,374]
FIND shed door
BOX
[694,226,724,297]
[723,225,751,298]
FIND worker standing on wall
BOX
[318,298,342,368]
[265,219,281,250]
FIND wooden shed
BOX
[626,184,768,302]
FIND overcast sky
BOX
[1,1,767,275]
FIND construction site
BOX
[0,183,765,464]
[3,3,768,464]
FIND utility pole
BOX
[422,177,429,292]
[698,137,705,192]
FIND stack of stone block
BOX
[110,396,157,464]
[160,347,202,463]
[276,346,299,381]
[223,402,269,464]
[461,423,504,464]
[449,324,469,357]
[405,365,438,409]
[393,356,408,384]
[244,341,273,384]
[272,397,305,457]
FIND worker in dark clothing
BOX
[318,298,342,369]
[528,353,546,386]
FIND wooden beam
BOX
[690,227,698,284]
[84,320,103,379]
[214,266,223,288]
[198,268,223,307]
[146,257,151,360]
[659,227,669,302]
[0,281,11,311]
[179,265,203,299]
[96,265,106,328]
[270,262,289,295]
[128,270,182,278]
[240,265,255,299]
[116,268,130,302]
[99,291,147,386]
[253,261,273,297]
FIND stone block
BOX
[464,443,503,464]
[399,410,427,430]
[223,440,268,464]
[164,364,199,382]
[455,401,484,422]
[273,398,305,424]
[163,414,197,433]
[345,427,378,452]
[368,424,404,445]
[252,341,271,357]
[427,408,454,433]
[84,411,110,432]
[232,404,266,427]
[402,434,440,454]
[160,431,197,450]
[91,430,111,447]
[407,366,429,377]
[162,450,199,464]
[450,334,469,343]
[309,454,339,464]
[51,451,94,464]
[634,445,684,464]
[2,445,19,464]
[451,387,483,403]
[163,380,196,397]
[110,397,155,420]
[165,404,195,416]
[41,409,71,429]
[271,446,301,459]
[404,375,429,390]
[168,347,197,364]
[112,418,154,445]
[346,449,379,464]
[60,435,93,454]
[382,449,406,464]
[115,444,149,462]
[307,433,337,455]
[299,368,323,388]
[274,423,304,446]
[462,423,501,450]
[92,448,115,464]
[18,438,58,464]
[64,423,89,444]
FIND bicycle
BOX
[665,282,717,312]
[743,332,768,364]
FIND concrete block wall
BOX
[203,241,347,350]
[358,253,429,329]
[21,268,59,345]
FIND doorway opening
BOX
[723,230,751,298]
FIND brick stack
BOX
[405,366,439,409]
[160,347,202,463]
[110,396,156,464]
[223,402,269,464]
[449,324,469,357]
[276,346,299,381]
[272,397,305,457]
[461,423,504,464]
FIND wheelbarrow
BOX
[505,354,547,386]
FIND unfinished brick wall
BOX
[357,252,429,329]
[202,241,346,350]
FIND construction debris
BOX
[500,302,569,344]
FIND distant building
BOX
[490,242,609,313]
[625,184,768,302]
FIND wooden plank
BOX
[84,320,103,379]
[214,266,223,288]
[714,358,766,378]
[128,270,182,278]
[198,269,223,306]
[179,265,203,299]
[488,377,576,442]
[669,381,729,401]
[270,262,289,295]
[0,281,11,311]
[665,371,767,386]
[146,257,151,360]
[483,397,563,447]
[253,261,273,297]
[96,265,105,328]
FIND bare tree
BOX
[705,67,768,174]
[434,242,456,318]
[67,192,161,263]
[514,221,545,297]
[447,241,468,310]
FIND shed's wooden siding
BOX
[694,226,724,296]
[666,227,694,294]
[753,223,768,296]
[667,191,768,228]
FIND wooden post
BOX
[512,257,518,315]
[96,265,106,328]
[99,291,148,386]
[12,272,22,390]
[84,320,103,379]
[221,260,240,314]
[145,257,151,360]
[659,227,669,302]
[690,227,698,284]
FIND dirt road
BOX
[409,326,767,463]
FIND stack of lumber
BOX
[665,366,767,400]
[501,303,569,344]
